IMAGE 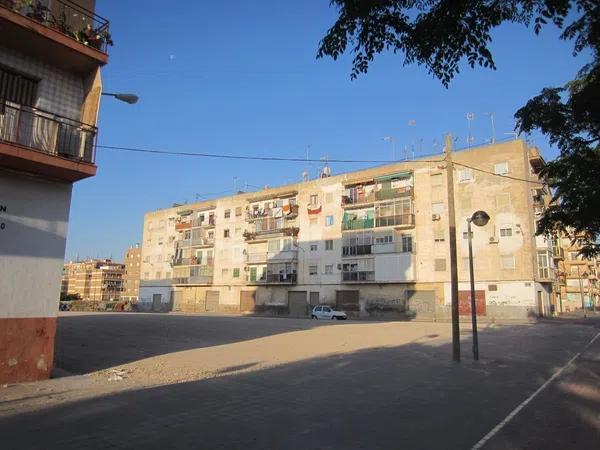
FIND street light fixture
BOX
[467,210,490,361]
[102,92,139,104]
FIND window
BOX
[494,162,509,175]
[434,230,445,242]
[165,271,171,279]
[324,264,333,275]
[224,229,230,238]
[488,284,498,291]
[310,244,318,251]
[401,234,413,252]
[310,217,318,226]
[184,230,191,240]
[495,193,511,209]
[325,215,334,226]
[224,209,231,219]
[501,255,515,269]
[458,168,473,182]
[309,265,318,275]
[325,239,334,250]
[221,268,229,278]
[432,202,444,214]
[500,227,513,237]
[0,66,38,107]
[155,271,161,279]
[462,231,473,239]
[325,192,334,203]
[235,227,241,237]
[235,207,242,217]
[375,235,393,244]
[233,268,240,278]
[570,265,579,275]
[569,252,579,261]
[310,194,319,205]
[282,238,292,251]
[268,239,280,252]
[430,173,443,186]
[435,258,447,272]
[208,231,214,239]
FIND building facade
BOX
[61,259,125,302]
[140,140,555,320]
[0,0,109,382]
[122,244,141,302]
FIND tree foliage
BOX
[318,0,600,254]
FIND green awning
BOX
[374,171,412,182]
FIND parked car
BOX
[311,305,347,320]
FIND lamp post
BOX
[102,92,139,104]
[467,210,490,361]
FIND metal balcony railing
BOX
[375,214,415,228]
[342,218,374,231]
[0,100,96,163]
[1,0,112,53]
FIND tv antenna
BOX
[466,112,475,147]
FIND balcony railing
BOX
[342,244,372,256]
[192,218,216,227]
[342,192,375,206]
[0,100,96,163]
[175,221,192,230]
[249,273,298,284]
[375,214,415,228]
[538,267,554,280]
[1,0,112,53]
[191,237,214,247]
[255,217,285,233]
[342,271,375,282]
[375,186,413,201]
[342,218,374,231]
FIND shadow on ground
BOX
[54,313,332,374]
[5,321,599,450]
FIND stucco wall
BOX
[0,169,72,318]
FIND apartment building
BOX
[122,244,142,302]
[61,259,125,301]
[0,0,110,382]
[552,236,599,313]
[140,140,554,320]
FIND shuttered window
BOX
[0,66,38,107]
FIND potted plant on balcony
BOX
[76,24,113,50]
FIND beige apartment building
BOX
[139,140,555,320]
[62,259,125,302]
[122,244,142,302]
[552,236,599,313]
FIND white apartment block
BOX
[139,140,554,320]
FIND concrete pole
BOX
[467,219,479,360]
[577,264,587,318]
[445,134,461,362]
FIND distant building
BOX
[0,0,110,383]
[122,244,142,302]
[62,259,125,302]
[139,140,555,319]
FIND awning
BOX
[247,190,298,203]
[344,177,375,187]
[374,171,412,182]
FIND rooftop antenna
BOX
[233,176,238,192]
[195,193,201,201]
[484,112,496,144]
[320,155,331,178]
[504,131,518,140]
[466,112,475,147]
[302,170,309,182]
[403,145,409,161]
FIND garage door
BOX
[406,290,435,319]
[205,290,220,312]
[172,290,184,312]
[336,290,359,311]
[240,290,256,313]
[459,290,486,316]
[288,291,307,316]
[309,292,320,306]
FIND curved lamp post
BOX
[467,210,490,360]
[102,92,139,104]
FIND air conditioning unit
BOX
[489,236,499,244]
[432,214,441,221]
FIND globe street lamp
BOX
[102,92,139,104]
[467,210,490,360]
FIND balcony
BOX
[375,186,413,201]
[375,214,415,228]
[341,192,375,208]
[537,267,554,281]
[342,245,372,257]
[342,271,375,282]
[192,217,216,228]
[0,100,97,181]
[175,221,192,231]
[191,237,214,247]
[248,273,298,285]
[552,247,564,260]
[0,0,110,74]
[342,218,374,231]
[246,250,298,264]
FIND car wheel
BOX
[311,315,317,319]
[332,316,337,320]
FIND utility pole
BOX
[577,264,587,318]
[445,133,461,362]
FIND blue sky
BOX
[65,0,586,260]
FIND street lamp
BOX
[102,92,139,104]
[467,210,490,361]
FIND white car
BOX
[311,305,347,320]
